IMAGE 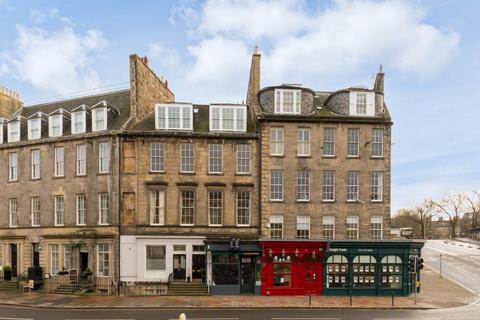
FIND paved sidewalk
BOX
[0,266,477,309]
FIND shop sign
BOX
[328,248,347,253]
[356,248,374,253]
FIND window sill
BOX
[179,171,196,175]
[270,199,284,202]
[270,154,285,158]
[53,176,65,179]
[235,172,251,176]
[296,200,310,203]
[75,174,87,178]
[98,223,110,226]
[208,224,223,227]
[31,225,40,227]
[322,155,336,159]
[236,224,251,227]
[207,172,224,176]
[97,172,110,176]
[322,200,336,203]
[370,200,384,204]
[370,156,384,160]
[346,156,360,159]
[297,155,311,158]
[54,225,64,227]
[7,180,18,183]
[149,224,165,226]
[149,171,166,175]
[76,224,87,227]
[30,177,41,181]
[180,224,195,227]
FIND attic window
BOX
[349,91,375,116]
[92,108,107,132]
[274,89,301,114]
[209,106,246,132]
[155,104,192,130]
[8,121,20,143]
[49,115,63,137]
[71,111,86,134]
[28,118,41,140]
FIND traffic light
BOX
[416,257,424,271]
[408,256,416,273]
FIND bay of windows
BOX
[275,89,301,114]
[210,106,246,132]
[155,104,192,130]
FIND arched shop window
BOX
[273,254,292,287]
[381,255,402,289]
[326,255,348,288]
[352,255,376,288]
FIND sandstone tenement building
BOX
[0,49,392,295]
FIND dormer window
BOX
[92,107,107,131]
[71,111,86,134]
[155,104,193,130]
[7,121,20,142]
[210,105,246,132]
[349,91,375,116]
[0,119,5,143]
[49,114,62,137]
[28,118,41,140]
[275,89,301,114]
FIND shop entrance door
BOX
[304,263,319,294]
[80,252,88,272]
[240,257,255,293]
[32,243,40,267]
[10,244,18,277]
[192,254,205,282]
[173,254,186,281]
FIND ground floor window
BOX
[51,244,59,275]
[97,244,110,277]
[353,255,376,288]
[326,255,348,288]
[381,255,402,289]
[273,263,291,287]
[146,245,166,271]
[212,254,239,285]
[63,245,72,271]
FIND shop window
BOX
[193,245,205,252]
[173,245,186,252]
[273,263,291,287]
[381,255,402,289]
[353,255,376,288]
[326,255,348,288]
[146,245,166,271]
[212,254,239,285]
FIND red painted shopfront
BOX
[260,241,326,295]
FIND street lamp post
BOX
[439,254,442,278]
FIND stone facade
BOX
[0,86,21,119]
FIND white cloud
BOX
[149,43,181,71]
[2,25,108,95]
[0,0,14,12]
[180,0,459,91]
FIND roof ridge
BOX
[25,89,130,108]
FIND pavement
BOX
[0,265,476,310]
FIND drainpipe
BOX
[116,134,122,295]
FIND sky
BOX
[0,0,479,213]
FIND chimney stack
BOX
[374,64,385,93]
[246,46,261,108]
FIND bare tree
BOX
[465,190,480,230]
[415,199,437,239]
[434,193,467,238]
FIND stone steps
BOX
[0,281,19,292]
[168,282,209,296]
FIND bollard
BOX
[309,293,312,307]
[179,313,187,320]
[391,292,394,306]
[349,292,352,307]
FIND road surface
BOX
[422,239,480,293]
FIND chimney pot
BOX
[144,56,149,67]
[165,80,168,88]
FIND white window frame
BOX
[180,189,195,226]
[54,195,65,226]
[150,142,165,173]
[76,194,86,226]
[323,127,336,157]
[323,170,335,202]
[31,196,40,227]
[49,114,63,137]
[7,121,20,143]
[270,127,284,156]
[372,128,384,158]
[97,244,110,277]
[349,91,375,116]
[155,103,193,130]
[31,149,41,179]
[9,198,18,228]
[76,144,87,176]
[9,152,18,181]
[92,107,107,132]
[356,93,367,115]
[371,171,384,202]
[270,170,284,201]
[296,215,310,239]
[180,143,195,173]
[347,128,360,157]
[297,128,310,157]
[0,121,4,143]
[150,189,165,226]
[71,111,86,134]
[28,118,41,140]
[371,216,383,240]
[98,142,110,173]
[323,216,335,240]
[209,105,247,132]
[347,171,359,202]
[98,193,109,225]
[51,244,59,275]
[274,89,301,114]
[296,170,310,201]
[236,144,251,174]
[64,244,72,271]
[236,190,251,226]
[208,190,224,226]
[346,216,359,240]
[208,144,223,174]
[270,215,284,239]
[54,147,65,177]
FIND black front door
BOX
[80,252,88,272]
[32,243,40,267]
[192,254,205,282]
[173,254,186,281]
[240,256,255,293]
[10,244,18,277]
